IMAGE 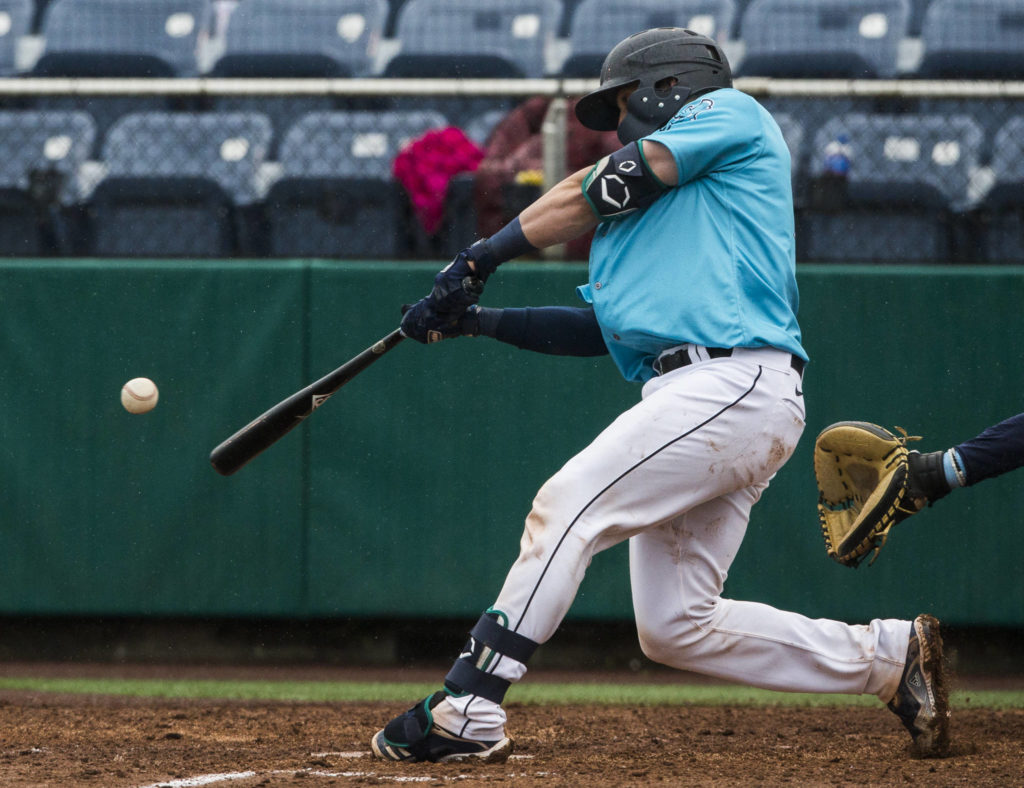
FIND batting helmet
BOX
[575,27,733,144]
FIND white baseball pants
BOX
[437,346,912,740]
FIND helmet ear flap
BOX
[617,84,692,144]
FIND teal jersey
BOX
[577,88,806,383]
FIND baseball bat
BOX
[210,328,405,476]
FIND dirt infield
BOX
[3,685,1023,787]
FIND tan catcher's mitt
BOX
[813,421,924,568]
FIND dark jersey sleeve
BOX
[476,306,608,357]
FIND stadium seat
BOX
[0,0,32,75]
[210,0,387,77]
[209,0,390,155]
[88,112,272,257]
[561,0,736,77]
[0,110,96,255]
[210,0,391,155]
[32,0,212,77]
[978,117,1024,263]
[384,0,562,78]
[739,0,910,78]
[907,0,933,36]
[918,0,1024,79]
[30,0,214,155]
[799,113,983,263]
[264,110,447,258]
[382,0,561,135]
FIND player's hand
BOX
[430,249,484,315]
[400,303,481,344]
[399,251,485,344]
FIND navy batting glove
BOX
[400,302,481,344]
[399,253,484,344]
[429,251,484,317]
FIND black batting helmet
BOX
[575,27,733,144]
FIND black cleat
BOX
[371,691,513,763]
[887,614,951,757]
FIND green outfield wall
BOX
[2,261,1022,626]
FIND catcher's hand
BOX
[814,421,925,568]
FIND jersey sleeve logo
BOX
[664,97,716,130]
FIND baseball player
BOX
[372,28,950,763]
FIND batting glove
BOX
[401,301,482,344]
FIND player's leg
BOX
[628,492,910,696]
[630,481,948,754]
[371,350,806,761]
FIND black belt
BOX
[654,347,806,376]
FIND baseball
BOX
[121,377,159,414]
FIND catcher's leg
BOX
[629,491,911,696]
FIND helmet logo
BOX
[600,174,630,209]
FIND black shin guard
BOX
[444,612,539,704]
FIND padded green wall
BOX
[2,261,1022,625]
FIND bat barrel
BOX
[209,329,404,476]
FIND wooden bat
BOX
[210,328,405,476]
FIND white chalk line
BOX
[137,759,544,788]
[312,751,534,760]
[137,773,256,788]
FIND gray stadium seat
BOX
[265,110,447,258]
[33,0,212,77]
[210,0,388,77]
[88,112,272,257]
[382,0,561,135]
[31,0,214,155]
[739,0,910,78]
[0,0,32,74]
[800,113,983,263]
[918,0,1024,79]
[384,0,562,78]
[562,0,736,77]
[979,117,1024,263]
[209,0,391,155]
[0,110,96,255]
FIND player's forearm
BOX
[476,305,608,356]
[518,168,599,249]
[467,168,598,279]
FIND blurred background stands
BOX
[0,0,1022,260]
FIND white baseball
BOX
[121,377,159,414]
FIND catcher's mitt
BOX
[813,421,925,568]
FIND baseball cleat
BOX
[887,614,951,757]
[370,691,513,763]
